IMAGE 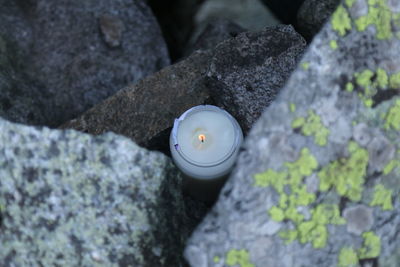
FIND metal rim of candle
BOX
[171,105,241,167]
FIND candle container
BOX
[169,105,243,203]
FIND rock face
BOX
[185,1,400,267]
[207,25,306,133]
[61,50,212,151]
[0,35,50,125]
[185,19,245,56]
[0,118,195,266]
[0,0,169,126]
[297,0,341,41]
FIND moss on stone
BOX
[384,99,400,130]
[331,5,352,36]
[292,110,330,146]
[370,184,393,210]
[330,40,338,50]
[355,0,393,40]
[338,247,359,267]
[318,141,368,201]
[358,231,381,259]
[226,249,255,267]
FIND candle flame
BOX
[198,134,206,143]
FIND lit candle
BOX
[170,105,243,202]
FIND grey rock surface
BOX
[61,50,212,150]
[297,0,341,41]
[0,0,169,126]
[207,25,306,133]
[193,0,280,46]
[0,35,50,125]
[186,1,400,266]
[185,19,245,56]
[0,118,197,266]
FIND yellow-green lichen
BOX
[383,156,400,175]
[355,0,393,40]
[290,103,296,112]
[358,231,381,259]
[345,0,356,8]
[370,184,393,210]
[384,99,400,130]
[331,5,352,36]
[255,149,349,249]
[330,40,338,50]
[389,72,400,88]
[213,256,220,263]
[318,141,369,201]
[292,110,330,146]
[346,82,354,92]
[302,62,310,70]
[376,68,389,88]
[296,204,345,248]
[226,249,255,267]
[338,247,359,267]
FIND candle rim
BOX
[171,105,241,167]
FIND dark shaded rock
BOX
[0,35,50,125]
[207,25,306,133]
[185,1,400,266]
[147,0,203,61]
[185,19,246,56]
[259,0,305,24]
[0,117,199,266]
[0,0,169,126]
[297,0,341,41]
[61,50,212,149]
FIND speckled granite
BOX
[0,118,193,266]
[185,0,400,266]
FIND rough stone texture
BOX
[185,19,245,56]
[61,50,212,151]
[194,0,279,37]
[186,1,400,267]
[207,25,306,133]
[0,118,198,266]
[0,35,50,125]
[0,0,169,126]
[297,0,341,41]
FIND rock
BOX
[194,0,279,38]
[0,0,169,126]
[297,0,341,41]
[185,19,246,56]
[0,34,50,125]
[0,117,198,266]
[61,50,212,150]
[259,0,305,24]
[207,25,306,133]
[185,1,400,266]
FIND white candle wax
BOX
[170,105,243,197]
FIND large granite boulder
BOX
[0,0,169,126]
[186,0,400,266]
[207,25,306,133]
[0,118,196,266]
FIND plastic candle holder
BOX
[170,105,243,202]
